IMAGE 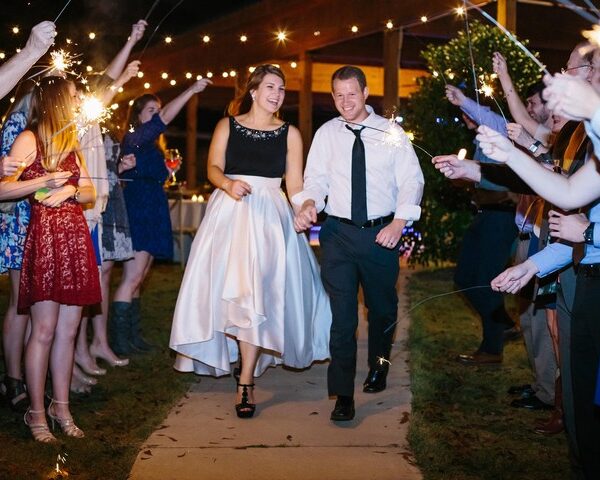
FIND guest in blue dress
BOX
[111,78,212,355]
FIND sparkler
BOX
[144,0,161,21]
[554,0,599,23]
[54,0,73,23]
[337,118,434,159]
[465,0,549,75]
[138,0,186,61]
[479,82,509,128]
[462,0,482,125]
[582,24,600,48]
[457,148,467,160]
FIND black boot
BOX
[0,376,29,413]
[109,301,133,356]
[129,298,155,352]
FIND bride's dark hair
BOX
[227,64,285,116]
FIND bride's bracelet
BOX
[221,179,232,191]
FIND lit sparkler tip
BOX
[480,84,494,97]
[582,24,600,49]
[50,49,73,73]
[457,148,467,160]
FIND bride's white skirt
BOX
[169,175,331,377]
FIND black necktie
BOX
[346,125,367,226]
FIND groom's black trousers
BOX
[319,216,400,397]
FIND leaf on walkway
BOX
[286,435,292,441]
[177,452,186,458]
[400,412,410,424]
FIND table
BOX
[168,197,207,266]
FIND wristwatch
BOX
[528,140,542,153]
[584,222,595,245]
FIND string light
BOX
[313,30,320,36]
[420,16,428,22]
[455,6,465,16]
[117,87,124,93]
[144,82,150,89]
[240,34,247,42]
[290,61,297,68]
[165,36,172,44]
[248,66,256,73]
[129,100,134,106]
[15,48,21,53]
[88,32,96,40]
[202,35,210,43]
[185,72,192,79]
[10,97,15,103]
[66,38,72,44]
[170,79,176,85]
[351,25,358,33]
[386,20,394,29]
[111,103,119,110]
[276,30,287,42]
[229,70,236,77]
[0,53,5,60]
[222,71,229,78]
[196,74,202,80]
[86,65,93,72]
[12,26,19,34]
[206,71,213,78]
[161,72,168,79]
[137,71,144,78]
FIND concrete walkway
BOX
[130,272,422,480]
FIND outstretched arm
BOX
[0,21,56,100]
[476,125,600,209]
[104,20,147,80]
[493,52,541,139]
[159,79,212,125]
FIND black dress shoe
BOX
[503,326,522,342]
[330,396,355,421]
[507,384,534,397]
[363,369,387,393]
[510,394,553,410]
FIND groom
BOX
[293,66,424,421]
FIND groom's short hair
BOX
[331,66,367,91]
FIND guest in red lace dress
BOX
[0,77,100,443]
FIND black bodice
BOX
[224,117,288,178]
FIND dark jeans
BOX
[319,217,400,397]
[571,269,600,479]
[454,208,518,355]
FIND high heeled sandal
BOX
[47,399,85,438]
[24,408,57,443]
[1,376,29,413]
[89,344,129,367]
[235,383,256,419]
[72,364,98,386]
[75,356,106,376]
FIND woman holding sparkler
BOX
[0,76,100,442]
[114,78,211,356]
[170,65,330,419]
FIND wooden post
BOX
[299,51,313,161]
[383,27,403,117]
[186,94,198,189]
[497,0,517,31]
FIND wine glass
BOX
[164,148,182,187]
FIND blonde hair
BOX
[28,76,81,172]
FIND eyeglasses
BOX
[560,64,592,74]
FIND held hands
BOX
[375,219,404,250]
[43,171,71,189]
[190,78,213,94]
[506,122,534,148]
[445,85,466,106]
[548,210,590,243]
[543,73,600,122]
[0,156,24,178]
[223,179,252,201]
[294,200,317,232]
[118,154,136,174]
[431,154,481,182]
[24,21,57,57]
[40,184,76,207]
[491,259,539,294]
[476,125,514,163]
[129,20,148,44]
[492,52,509,79]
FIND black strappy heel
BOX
[235,383,256,418]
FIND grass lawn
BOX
[0,263,194,480]
[407,267,570,480]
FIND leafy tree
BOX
[403,20,542,264]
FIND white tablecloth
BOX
[169,199,207,265]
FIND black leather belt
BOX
[328,214,395,228]
[577,263,600,277]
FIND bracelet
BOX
[221,179,231,191]
[73,187,81,202]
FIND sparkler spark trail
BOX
[144,0,161,20]
[463,0,482,125]
[554,0,600,23]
